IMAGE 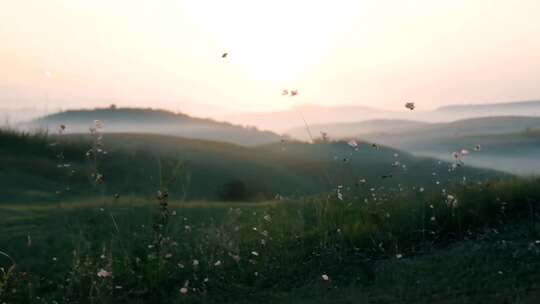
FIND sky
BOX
[1,0,540,118]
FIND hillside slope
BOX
[0,130,503,203]
[29,107,282,146]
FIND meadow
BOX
[1,128,539,303]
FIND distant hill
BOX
[361,116,540,147]
[326,116,540,175]
[286,119,427,141]
[223,104,398,131]
[436,100,540,116]
[226,100,540,132]
[28,107,282,146]
[0,130,502,203]
[399,131,540,175]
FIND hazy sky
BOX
[1,0,540,117]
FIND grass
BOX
[1,177,539,303]
[0,128,538,303]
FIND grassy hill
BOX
[395,131,540,175]
[0,129,503,204]
[285,116,540,175]
[28,107,282,146]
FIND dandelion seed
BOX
[282,89,289,96]
[405,102,415,110]
[97,269,111,278]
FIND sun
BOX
[176,0,362,87]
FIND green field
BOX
[1,129,539,303]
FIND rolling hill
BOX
[288,116,540,175]
[286,119,427,141]
[28,107,282,146]
[0,129,502,204]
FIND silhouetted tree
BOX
[218,179,249,201]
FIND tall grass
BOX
[0,128,538,303]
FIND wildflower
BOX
[180,287,188,294]
[97,269,111,278]
[419,187,424,192]
[337,186,343,200]
[396,253,403,259]
[165,253,173,259]
[446,194,458,208]
[193,259,199,267]
[214,260,222,267]
[251,251,259,257]
[178,263,185,268]
[263,214,272,222]
[204,277,209,283]
[52,257,57,262]
[405,102,415,110]
[347,139,358,148]
[461,149,469,155]
[430,216,436,222]
[321,274,330,281]
[100,254,106,259]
